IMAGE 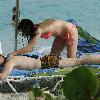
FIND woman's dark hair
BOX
[18,19,38,41]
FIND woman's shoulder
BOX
[40,19,55,25]
[38,19,55,29]
[43,18,55,22]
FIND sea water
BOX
[0,0,100,55]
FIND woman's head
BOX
[18,19,38,39]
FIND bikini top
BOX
[33,24,52,39]
[40,32,52,39]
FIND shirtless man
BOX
[0,54,100,80]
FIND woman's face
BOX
[0,55,4,65]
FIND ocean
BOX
[0,0,100,55]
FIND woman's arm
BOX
[10,30,41,56]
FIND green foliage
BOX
[42,93,53,100]
[29,90,35,100]
[34,87,42,97]
[62,67,100,100]
[77,26,98,44]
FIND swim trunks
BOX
[40,54,62,68]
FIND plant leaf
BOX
[62,67,100,100]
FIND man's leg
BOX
[80,54,100,65]
[59,54,100,68]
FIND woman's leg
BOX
[0,56,41,80]
[67,28,78,58]
[50,36,66,55]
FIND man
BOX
[0,54,100,80]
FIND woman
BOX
[9,18,78,58]
[0,54,100,80]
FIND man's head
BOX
[18,19,38,39]
[0,54,5,65]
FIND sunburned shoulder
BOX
[42,19,55,22]
[51,20,68,27]
[37,19,55,31]
[56,20,74,27]
[39,19,56,26]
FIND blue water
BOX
[0,0,100,55]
